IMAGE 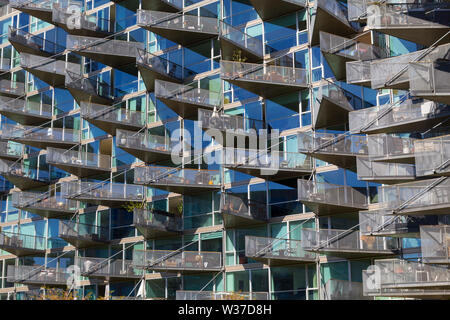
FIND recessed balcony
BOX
[0,79,25,98]
[320,31,388,81]
[176,290,269,300]
[366,3,450,47]
[367,134,416,164]
[2,124,80,149]
[8,27,66,57]
[0,141,23,161]
[133,208,182,239]
[80,102,145,135]
[137,10,219,46]
[249,0,306,21]
[420,225,450,264]
[297,131,368,169]
[310,0,357,46]
[132,249,222,274]
[61,181,145,207]
[12,191,78,219]
[219,21,266,62]
[77,257,142,280]
[59,220,109,248]
[409,60,450,105]
[297,180,369,216]
[7,265,70,287]
[116,129,184,164]
[0,158,51,190]
[136,48,196,91]
[20,52,80,87]
[349,99,450,135]
[359,210,438,238]
[134,166,221,195]
[223,147,313,183]
[301,228,399,259]
[220,60,308,99]
[245,236,316,266]
[155,80,220,119]
[312,81,363,129]
[414,137,450,177]
[220,193,267,228]
[0,97,53,125]
[67,35,143,76]
[378,177,450,216]
[0,232,65,256]
[356,157,416,185]
[46,147,111,178]
[65,71,115,105]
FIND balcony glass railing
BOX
[297,131,368,156]
[155,80,221,108]
[223,147,313,172]
[61,181,145,202]
[176,291,269,300]
[220,60,308,87]
[77,256,142,278]
[378,177,450,213]
[356,157,415,181]
[298,180,368,209]
[46,147,111,171]
[221,193,267,221]
[414,137,450,177]
[301,228,399,253]
[349,99,449,134]
[136,48,196,81]
[320,31,389,61]
[133,208,182,233]
[420,225,450,264]
[134,166,221,187]
[245,235,316,261]
[7,265,70,285]
[59,220,109,242]
[137,10,219,35]
[409,61,450,98]
[12,191,78,213]
[132,249,222,271]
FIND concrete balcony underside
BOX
[249,0,306,21]
[83,115,143,137]
[302,200,366,216]
[63,194,139,208]
[142,24,218,47]
[14,203,75,219]
[58,233,108,249]
[306,246,397,259]
[221,210,267,229]
[0,172,48,190]
[11,6,52,25]
[303,151,359,170]
[136,181,220,195]
[370,25,450,48]
[135,223,181,239]
[47,161,111,179]
[0,237,46,257]
[156,95,215,120]
[118,143,172,164]
[0,107,51,126]
[313,93,354,129]
[247,254,315,267]
[9,136,78,150]
[66,84,114,106]
[8,34,57,58]
[137,62,182,92]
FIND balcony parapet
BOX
[356,157,416,184]
[176,290,269,300]
[420,225,450,264]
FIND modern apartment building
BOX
[0,0,449,300]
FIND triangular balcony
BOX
[7,265,70,287]
[0,231,66,256]
[8,27,66,57]
[9,0,53,25]
[133,208,182,239]
[220,60,308,99]
[61,181,145,208]
[310,0,357,46]
[0,97,53,125]
[134,166,221,195]
[346,60,372,87]
[409,60,450,105]
[356,157,416,185]
[414,136,450,177]
[136,48,196,91]
[12,191,78,219]
[132,249,222,274]
[80,102,146,135]
[0,141,23,161]
[176,291,269,300]
[367,134,416,164]
[46,147,111,178]
[0,79,25,98]
[137,10,219,46]
[59,220,110,248]
[301,228,399,259]
[0,158,51,190]
[77,257,142,281]
[220,193,268,228]
[245,236,316,266]
[67,35,143,76]
[155,80,220,119]
[65,70,115,105]
[420,225,450,264]
[297,179,369,216]
[297,131,368,169]
[249,0,307,21]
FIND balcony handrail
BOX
[392,176,448,214]
[434,159,450,174]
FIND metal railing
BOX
[220,21,266,58]
[8,26,66,55]
[356,157,415,181]
[198,108,267,133]
[80,102,146,128]
[0,141,23,158]
[0,158,51,183]
[322,279,367,300]
[409,60,450,97]
[0,79,25,96]
[420,225,450,264]
[176,291,269,300]
[59,220,109,242]
[0,96,53,120]
[61,181,145,201]
[134,166,221,187]
[7,265,70,285]
[133,208,182,233]
[46,147,111,171]
[65,70,115,101]
[221,193,267,221]
[20,52,80,76]
[414,136,450,176]
[132,249,222,271]
[155,80,221,108]
[116,129,175,154]
[245,235,316,261]
[367,134,416,161]
[12,191,78,212]
[346,60,371,85]
[1,123,80,144]
[67,34,144,57]
[0,231,66,251]
[297,131,368,156]
[77,256,142,278]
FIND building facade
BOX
[0,0,449,300]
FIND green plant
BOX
[122,201,146,213]
[232,49,247,63]
[176,200,183,214]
